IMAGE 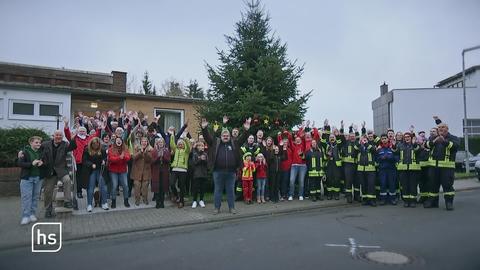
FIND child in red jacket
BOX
[255,153,268,203]
[242,153,256,204]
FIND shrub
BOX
[0,128,50,168]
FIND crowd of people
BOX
[16,109,459,225]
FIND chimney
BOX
[111,71,127,93]
[380,82,388,95]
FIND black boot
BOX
[423,199,432,208]
[45,207,54,218]
[410,200,416,208]
[124,198,130,208]
[354,193,361,202]
[390,197,397,205]
[370,200,377,207]
[403,200,409,207]
[334,193,340,200]
[379,199,387,206]
[346,196,353,203]
[445,201,454,211]
[111,199,116,209]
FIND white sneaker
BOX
[20,217,30,225]
[199,200,205,208]
[87,205,93,212]
[192,201,198,209]
[288,196,293,201]
[29,215,38,222]
[299,196,304,201]
[102,203,109,210]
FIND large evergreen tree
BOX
[199,0,311,134]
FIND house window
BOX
[154,108,184,132]
[12,102,34,115]
[464,118,480,136]
[40,104,60,116]
[9,99,62,121]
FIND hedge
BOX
[0,128,50,168]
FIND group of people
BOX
[16,109,459,225]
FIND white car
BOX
[475,160,480,180]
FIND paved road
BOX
[1,190,479,270]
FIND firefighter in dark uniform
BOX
[306,139,326,201]
[417,129,435,203]
[340,125,360,203]
[423,122,459,210]
[355,135,377,206]
[395,131,422,207]
[321,124,343,200]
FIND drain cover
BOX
[364,251,410,265]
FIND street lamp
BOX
[462,44,480,173]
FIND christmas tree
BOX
[199,0,311,135]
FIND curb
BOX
[2,186,480,251]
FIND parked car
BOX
[463,153,480,172]
[475,160,480,180]
[455,151,474,171]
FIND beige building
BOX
[0,62,201,135]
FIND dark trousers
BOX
[427,167,455,203]
[308,176,322,198]
[269,171,280,202]
[192,177,207,201]
[127,159,133,197]
[398,170,418,202]
[326,162,341,195]
[171,171,187,203]
[76,163,83,193]
[280,170,290,198]
[419,167,429,200]
[304,174,310,197]
[378,168,397,200]
[154,174,165,204]
[343,163,358,198]
[358,170,376,201]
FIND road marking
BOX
[325,237,381,257]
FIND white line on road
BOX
[325,237,381,257]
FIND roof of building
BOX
[436,65,480,87]
[0,61,113,77]
[0,81,201,104]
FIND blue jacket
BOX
[376,147,397,170]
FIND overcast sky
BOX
[1,0,479,128]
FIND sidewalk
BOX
[1,178,479,250]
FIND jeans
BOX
[289,164,307,197]
[88,170,107,206]
[213,171,236,209]
[20,176,43,218]
[256,178,266,197]
[110,172,129,200]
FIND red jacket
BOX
[64,127,100,164]
[107,148,131,173]
[255,161,268,178]
[285,130,306,165]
